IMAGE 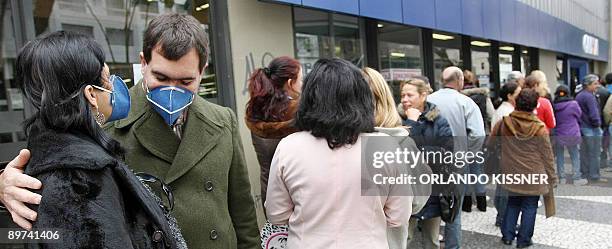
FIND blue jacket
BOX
[576,90,602,128]
[403,102,454,220]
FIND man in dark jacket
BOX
[576,74,603,182]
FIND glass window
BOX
[556,57,565,86]
[1,1,27,161]
[470,39,491,91]
[106,0,125,9]
[499,43,514,84]
[294,7,364,74]
[61,24,94,37]
[106,28,134,46]
[139,1,160,14]
[294,8,331,74]
[30,0,218,102]
[333,14,363,66]
[377,22,422,102]
[521,48,531,75]
[433,31,462,89]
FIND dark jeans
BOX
[494,185,508,225]
[501,194,539,246]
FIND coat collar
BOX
[421,102,440,122]
[110,81,224,184]
[26,129,183,248]
[245,97,299,139]
[26,130,116,175]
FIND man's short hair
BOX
[582,74,600,86]
[515,88,539,112]
[143,13,209,70]
[442,67,463,85]
[507,71,524,84]
[604,73,612,85]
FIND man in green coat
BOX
[0,13,259,249]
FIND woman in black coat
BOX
[16,31,186,248]
[400,78,455,249]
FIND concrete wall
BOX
[226,0,295,226]
[520,0,609,41]
[538,49,561,93]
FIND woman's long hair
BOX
[246,56,301,122]
[17,31,124,158]
[362,67,402,128]
[295,58,375,149]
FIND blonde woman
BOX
[400,78,456,249]
[530,70,552,100]
[524,74,556,131]
[362,67,431,249]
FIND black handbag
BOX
[438,170,462,223]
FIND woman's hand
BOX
[0,149,42,230]
[405,108,422,121]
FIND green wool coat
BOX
[104,84,259,249]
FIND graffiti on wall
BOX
[242,52,275,96]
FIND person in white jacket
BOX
[491,80,522,227]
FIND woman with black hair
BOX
[265,58,411,249]
[491,82,521,227]
[16,31,185,248]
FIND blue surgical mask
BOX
[92,75,131,122]
[144,83,194,126]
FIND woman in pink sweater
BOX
[265,58,412,249]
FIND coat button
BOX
[205,181,214,192]
[152,230,163,242]
[210,230,218,240]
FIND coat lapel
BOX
[121,82,181,164]
[165,97,223,184]
[133,111,181,164]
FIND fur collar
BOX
[26,130,117,176]
[422,102,441,122]
[461,87,490,96]
[245,97,299,139]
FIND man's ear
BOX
[200,62,209,76]
[139,52,146,74]
[83,85,98,110]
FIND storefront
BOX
[280,0,609,98]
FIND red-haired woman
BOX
[245,56,302,208]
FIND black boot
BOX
[476,194,487,212]
[462,195,472,212]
